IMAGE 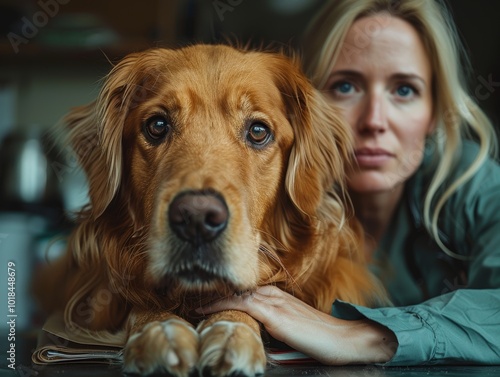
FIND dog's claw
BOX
[123,319,199,377]
[198,321,266,377]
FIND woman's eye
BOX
[144,116,171,141]
[329,80,355,97]
[395,84,416,98]
[246,122,272,147]
[337,81,353,93]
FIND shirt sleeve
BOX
[331,288,500,365]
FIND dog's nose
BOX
[168,191,229,243]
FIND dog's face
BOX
[68,45,352,302]
[127,46,296,291]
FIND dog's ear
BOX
[272,55,354,219]
[63,51,161,218]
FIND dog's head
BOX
[66,45,353,305]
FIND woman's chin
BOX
[347,171,405,194]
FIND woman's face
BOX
[326,14,434,194]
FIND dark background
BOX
[1,0,499,132]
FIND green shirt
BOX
[332,141,500,365]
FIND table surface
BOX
[4,332,500,377]
[18,364,500,377]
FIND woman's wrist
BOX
[275,312,398,365]
[344,319,398,364]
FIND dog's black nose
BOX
[168,191,229,243]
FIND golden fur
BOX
[34,44,386,377]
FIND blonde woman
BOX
[202,0,500,365]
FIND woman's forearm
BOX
[199,286,398,365]
[326,318,397,364]
[274,311,397,365]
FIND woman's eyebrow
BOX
[328,70,363,79]
[391,73,428,86]
[328,70,428,86]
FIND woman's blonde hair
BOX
[302,0,497,260]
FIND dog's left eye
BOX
[246,122,272,147]
[144,116,171,141]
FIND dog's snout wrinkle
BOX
[169,191,229,243]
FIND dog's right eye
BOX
[144,116,171,142]
[246,122,273,148]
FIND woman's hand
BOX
[198,285,397,365]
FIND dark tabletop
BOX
[3,332,500,377]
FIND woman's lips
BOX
[354,148,394,167]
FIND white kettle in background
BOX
[0,128,64,217]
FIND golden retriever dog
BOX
[34,44,386,377]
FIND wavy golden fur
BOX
[34,44,386,376]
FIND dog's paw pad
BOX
[123,319,199,376]
[198,321,266,377]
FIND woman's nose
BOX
[357,92,387,133]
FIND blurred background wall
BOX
[0,0,499,331]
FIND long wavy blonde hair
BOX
[302,0,497,260]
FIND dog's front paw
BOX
[198,321,266,377]
[123,319,199,377]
